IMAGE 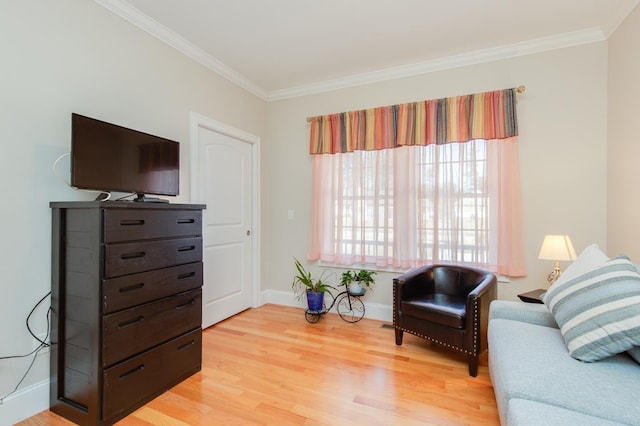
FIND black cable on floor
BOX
[0,292,52,404]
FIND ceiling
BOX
[96,0,639,100]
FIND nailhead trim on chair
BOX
[393,285,480,357]
[401,327,473,355]
[393,284,397,325]
[473,298,478,354]
[395,326,476,356]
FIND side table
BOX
[517,288,546,304]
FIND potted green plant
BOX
[291,258,336,311]
[340,269,376,294]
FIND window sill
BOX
[317,261,511,283]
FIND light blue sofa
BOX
[488,300,640,426]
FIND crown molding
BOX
[94,1,606,103]
[94,0,269,100]
[267,27,606,101]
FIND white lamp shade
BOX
[538,235,577,261]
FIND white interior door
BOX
[191,113,259,328]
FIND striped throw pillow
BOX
[542,255,640,362]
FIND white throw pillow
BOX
[542,255,640,362]
[553,243,609,286]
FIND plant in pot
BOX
[292,258,336,312]
[340,269,377,294]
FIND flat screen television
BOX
[71,113,179,201]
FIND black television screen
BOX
[71,113,179,199]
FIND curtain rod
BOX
[305,85,526,123]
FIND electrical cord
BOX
[0,292,52,404]
[52,152,112,201]
[52,152,71,186]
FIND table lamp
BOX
[538,235,576,285]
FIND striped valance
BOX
[309,88,519,154]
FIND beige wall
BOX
[266,42,608,305]
[2,0,632,421]
[0,0,265,420]
[608,4,640,259]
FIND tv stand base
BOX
[134,193,169,203]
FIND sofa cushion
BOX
[489,300,557,329]
[541,255,640,361]
[507,399,627,426]
[507,398,624,426]
[488,318,640,426]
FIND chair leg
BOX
[395,328,403,345]
[468,354,478,377]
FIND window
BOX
[307,88,526,276]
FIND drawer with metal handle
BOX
[102,328,202,423]
[103,209,202,243]
[104,237,202,278]
[103,262,203,314]
[102,289,202,366]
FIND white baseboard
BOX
[260,289,393,323]
[0,379,49,426]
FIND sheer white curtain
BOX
[308,138,525,276]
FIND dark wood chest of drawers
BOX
[50,201,205,425]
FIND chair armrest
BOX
[467,273,498,320]
[393,265,434,302]
[394,264,431,285]
[465,272,497,351]
[468,273,497,300]
[466,272,497,316]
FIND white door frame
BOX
[189,112,261,309]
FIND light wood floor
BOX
[19,304,499,425]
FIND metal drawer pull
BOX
[177,218,196,224]
[119,364,145,379]
[119,219,145,226]
[120,251,146,260]
[177,245,195,252]
[177,340,196,351]
[177,272,196,280]
[175,299,196,310]
[118,315,144,328]
[119,282,144,293]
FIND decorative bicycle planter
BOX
[291,259,374,324]
[304,287,367,323]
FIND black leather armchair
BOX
[393,264,497,377]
